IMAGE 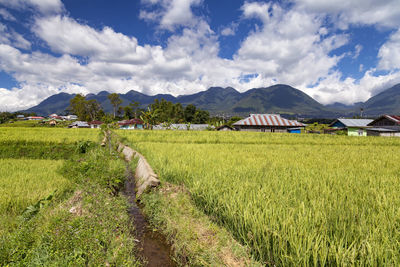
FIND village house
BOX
[16,115,25,120]
[88,120,103,129]
[118,119,144,130]
[233,114,305,132]
[68,121,90,128]
[366,115,400,137]
[153,124,213,131]
[26,116,45,120]
[328,118,373,136]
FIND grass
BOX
[120,130,400,265]
[141,182,262,266]
[0,127,140,266]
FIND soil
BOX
[124,165,175,267]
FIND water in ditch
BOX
[124,165,175,267]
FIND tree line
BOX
[68,93,214,125]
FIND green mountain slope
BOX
[363,84,400,115]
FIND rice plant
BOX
[122,131,400,265]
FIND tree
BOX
[69,94,88,120]
[69,94,104,121]
[129,101,140,118]
[184,104,197,122]
[122,105,133,119]
[140,107,159,130]
[108,93,122,119]
[192,110,210,124]
[86,99,102,121]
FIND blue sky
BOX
[0,0,400,111]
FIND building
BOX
[328,118,373,136]
[153,123,212,131]
[216,125,234,131]
[366,115,400,137]
[16,115,25,120]
[66,115,78,120]
[233,114,305,132]
[118,119,144,130]
[26,116,45,120]
[68,121,90,128]
[88,120,103,129]
[287,127,302,134]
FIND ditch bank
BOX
[108,133,175,266]
[112,132,263,266]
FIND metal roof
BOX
[233,114,305,127]
[385,115,400,124]
[334,118,373,127]
[368,127,400,132]
[69,121,89,127]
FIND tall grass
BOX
[122,131,400,265]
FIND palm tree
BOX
[140,107,159,130]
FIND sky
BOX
[0,0,400,111]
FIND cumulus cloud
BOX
[293,0,400,29]
[378,29,400,70]
[1,0,400,111]
[302,69,400,105]
[234,2,348,88]
[140,0,202,30]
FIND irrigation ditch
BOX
[106,132,176,266]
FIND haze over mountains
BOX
[24,84,400,118]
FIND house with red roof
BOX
[88,120,103,129]
[118,119,144,130]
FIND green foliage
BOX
[61,147,126,195]
[22,192,55,221]
[69,94,103,121]
[75,140,94,154]
[108,93,122,118]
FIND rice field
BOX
[0,127,100,143]
[120,130,400,265]
[0,159,72,234]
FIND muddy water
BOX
[124,165,175,267]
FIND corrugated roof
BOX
[336,118,373,127]
[233,114,305,127]
[386,115,400,124]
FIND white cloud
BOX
[301,69,400,105]
[140,0,202,30]
[378,29,400,70]
[234,2,348,88]
[353,44,362,59]
[293,0,400,29]
[0,8,16,21]
[0,0,63,14]
[220,22,238,36]
[1,0,400,111]
[0,23,31,50]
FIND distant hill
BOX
[23,83,400,117]
[362,84,400,116]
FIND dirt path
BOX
[124,164,175,267]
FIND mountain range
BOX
[23,84,400,118]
